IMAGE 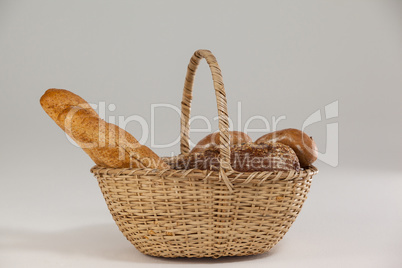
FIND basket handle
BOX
[180,49,234,191]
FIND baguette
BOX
[40,89,103,165]
[58,106,168,169]
[40,88,168,169]
[40,88,99,128]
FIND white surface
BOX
[1,0,401,267]
[2,167,401,267]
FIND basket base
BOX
[129,236,281,258]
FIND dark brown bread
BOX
[255,128,318,167]
[164,142,300,172]
[190,131,252,153]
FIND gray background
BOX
[1,0,401,267]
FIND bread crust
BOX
[40,89,103,165]
[58,106,168,169]
[255,128,318,167]
[190,131,252,153]
[165,142,300,172]
[40,89,168,169]
[40,88,98,128]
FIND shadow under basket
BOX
[90,49,319,258]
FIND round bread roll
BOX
[255,128,318,167]
[190,131,252,153]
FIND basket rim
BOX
[90,165,318,184]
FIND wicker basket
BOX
[90,49,318,258]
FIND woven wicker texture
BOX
[91,49,318,258]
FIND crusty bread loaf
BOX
[40,88,99,128]
[255,128,318,167]
[58,106,168,169]
[190,131,252,153]
[164,142,300,172]
[40,89,103,165]
[40,88,168,169]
